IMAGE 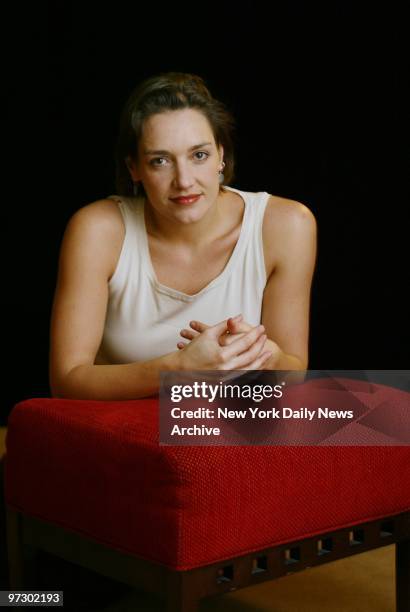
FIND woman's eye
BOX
[194,151,210,161]
[150,157,167,166]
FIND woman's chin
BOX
[170,201,211,223]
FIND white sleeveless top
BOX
[95,185,271,364]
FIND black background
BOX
[3,2,408,423]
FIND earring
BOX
[218,161,226,185]
[132,181,139,196]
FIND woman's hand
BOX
[178,314,253,349]
[178,315,285,370]
[176,318,272,371]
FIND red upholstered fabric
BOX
[4,384,410,570]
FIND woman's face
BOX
[127,108,224,225]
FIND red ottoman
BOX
[4,383,410,611]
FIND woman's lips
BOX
[170,195,201,204]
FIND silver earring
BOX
[132,181,139,196]
[218,161,226,185]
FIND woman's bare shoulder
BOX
[70,197,124,229]
[263,194,316,229]
[62,198,125,279]
[262,194,317,274]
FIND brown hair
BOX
[115,72,236,198]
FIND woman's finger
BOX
[219,331,246,347]
[180,329,199,340]
[177,341,188,350]
[222,325,265,361]
[224,333,267,369]
[227,318,251,335]
[189,320,209,332]
[240,350,272,370]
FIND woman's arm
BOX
[260,197,317,370]
[57,354,181,400]
[49,203,270,400]
[49,199,158,400]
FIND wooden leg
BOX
[0,455,9,588]
[6,508,38,589]
[396,539,410,612]
[6,507,24,589]
[166,570,200,612]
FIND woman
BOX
[49,72,317,400]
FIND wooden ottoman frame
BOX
[6,506,410,611]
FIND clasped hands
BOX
[175,314,281,371]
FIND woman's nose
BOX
[173,162,194,188]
